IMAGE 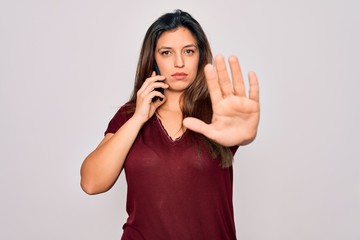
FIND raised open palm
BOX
[183,55,260,146]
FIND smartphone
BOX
[152,63,164,102]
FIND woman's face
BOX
[154,27,200,94]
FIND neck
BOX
[161,91,183,112]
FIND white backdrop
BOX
[1,0,359,239]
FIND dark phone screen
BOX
[152,63,164,102]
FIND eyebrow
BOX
[157,44,198,51]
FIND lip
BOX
[171,72,188,80]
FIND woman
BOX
[81,9,260,240]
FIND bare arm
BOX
[80,116,143,195]
[80,72,168,195]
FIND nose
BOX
[174,54,184,68]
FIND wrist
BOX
[129,114,148,128]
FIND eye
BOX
[184,49,195,55]
[160,50,171,56]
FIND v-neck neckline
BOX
[155,114,187,144]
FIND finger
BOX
[140,81,168,101]
[148,74,166,83]
[204,64,222,104]
[248,71,259,102]
[142,89,166,104]
[228,56,245,96]
[138,74,166,94]
[152,95,166,108]
[183,117,215,139]
[215,55,233,97]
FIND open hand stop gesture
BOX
[183,55,260,146]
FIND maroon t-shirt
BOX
[105,103,238,240]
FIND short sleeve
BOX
[104,102,134,135]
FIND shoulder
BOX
[114,101,136,120]
[104,101,135,135]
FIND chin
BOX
[167,85,190,93]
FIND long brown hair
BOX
[130,10,234,167]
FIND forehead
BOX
[156,27,197,47]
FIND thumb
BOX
[183,117,212,137]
